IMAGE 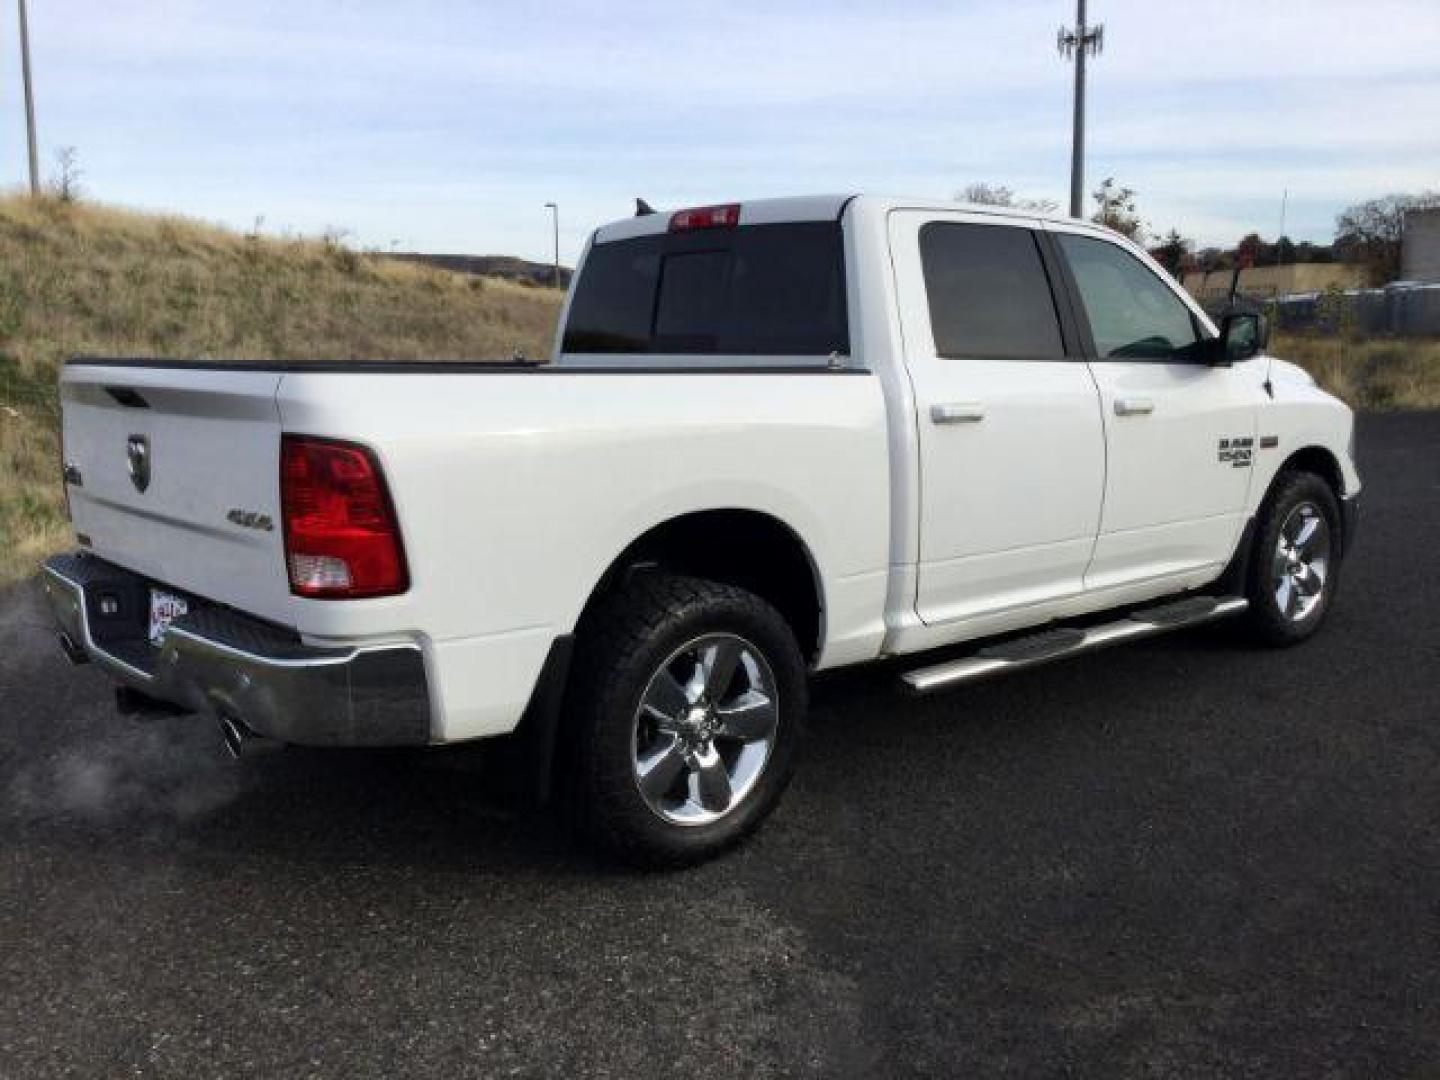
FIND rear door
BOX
[1046,227,1266,589]
[889,210,1105,626]
[61,362,292,623]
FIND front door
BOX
[889,211,1106,626]
[1047,227,1267,590]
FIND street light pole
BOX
[544,202,560,288]
[1058,0,1104,219]
[18,0,40,196]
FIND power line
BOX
[1057,0,1103,219]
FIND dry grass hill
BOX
[0,196,561,585]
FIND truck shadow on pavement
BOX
[0,569,1353,882]
[8,721,595,877]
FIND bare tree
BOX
[957,182,1059,214]
[1090,177,1145,242]
[49,147,82,203]
[1335,192,1440,285]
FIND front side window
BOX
[1057,234,1201,361]
[919,223,1065,360]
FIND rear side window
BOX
[562,223,848,356]
[919,223,1065,359]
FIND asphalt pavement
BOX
[1,412,1437,1078]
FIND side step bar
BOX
[901,595,1249,696]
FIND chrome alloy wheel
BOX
[1273,502,1331,622]
[630,633,780,827]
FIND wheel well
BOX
[1270,445,1350,555]
[1221,445,1349,594]
[1277,446,1344,501]
[581,510,823,662]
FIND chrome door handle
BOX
[1114,397,1155,416]
[931,402,986,424]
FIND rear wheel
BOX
[567,572,806,866]
[1243,471,1342,646]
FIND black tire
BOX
[566,572,806,867]
[1243,470,1343,647]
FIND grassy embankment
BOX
[0,195,1436,587]
[1271,331,1440,412]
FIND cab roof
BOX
[592,194,1085,244]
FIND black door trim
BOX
[1035,229,1097,359]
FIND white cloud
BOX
[12,0,1438,258]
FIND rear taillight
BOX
[668,203,740,232]
[280,435,408,599]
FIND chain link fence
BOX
[1268,283,1440,337]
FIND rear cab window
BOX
[561,222,849,358]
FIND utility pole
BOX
[1058,0,1104,219]
[544,202,560,288]
[18,0,40,196]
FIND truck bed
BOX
[60,355,892,741]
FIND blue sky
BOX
[8,0,1438,262]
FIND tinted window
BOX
[1057,234,1200,360]
[562,223,848,356]
[919,223,1064,359]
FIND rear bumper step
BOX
[42,552,433,747]
[902,595,1249,695]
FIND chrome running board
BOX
[901,595,1249,696]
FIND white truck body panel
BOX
[62,365,293,622]
[887,207,1107,627]
[1246,357,1361,509]
[53,193,1361,749]
[1034,218,1252,592]
[275,369,891,739]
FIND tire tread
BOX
[567,571,804,867]
[1242,469,1342,647]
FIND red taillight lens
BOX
[668,203,741,232]
[280,435,408,599]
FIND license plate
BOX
[148,589,189,645]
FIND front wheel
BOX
[567,573,806,866]
[1243,471,1342,646]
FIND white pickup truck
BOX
[45,195,1360,864]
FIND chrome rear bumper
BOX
[42,553,432,747]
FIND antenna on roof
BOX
[635,198,656,217]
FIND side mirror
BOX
[1216,310,1268,365]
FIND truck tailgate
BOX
[62,363,294,625]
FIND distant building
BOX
[1401,207,1440,283]
[1182,263,1365,304]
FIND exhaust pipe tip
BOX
[58,632,89,666]
[219,714,244,760]
[218,713,279,761]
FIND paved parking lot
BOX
[2,412,1436,1077]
